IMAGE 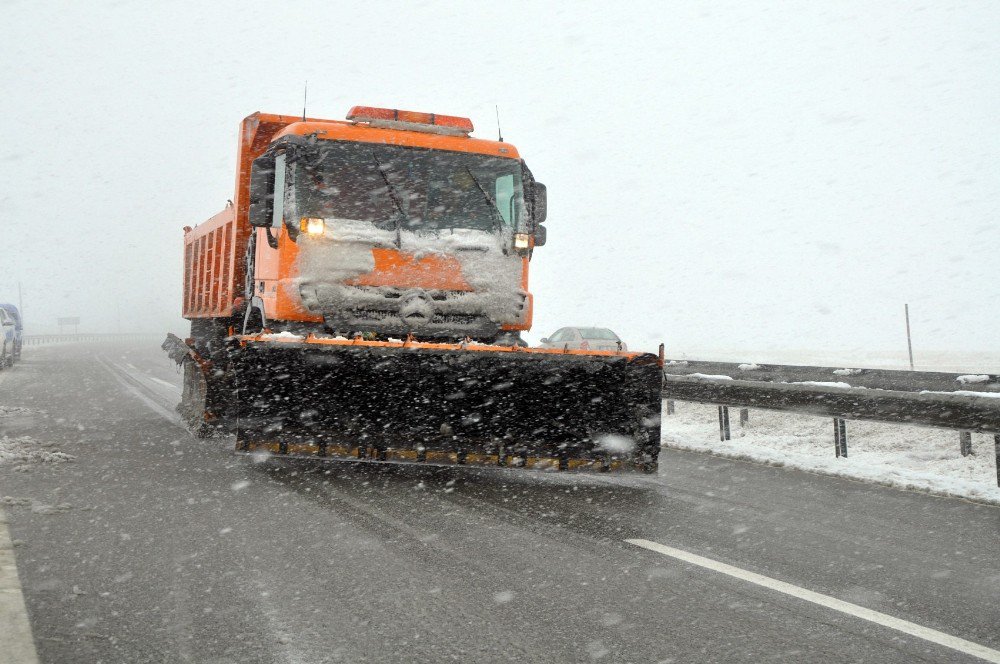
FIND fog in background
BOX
[1,1,997,362]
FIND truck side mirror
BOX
[248,154,276,228]
[534,224,547,247]
[533,182,547,224]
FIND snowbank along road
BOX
[0,343,998,663]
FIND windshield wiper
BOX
[371,150,405,247]
[464,167,506,237]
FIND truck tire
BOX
[243,306,265,335]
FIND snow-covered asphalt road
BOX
[1,343,998,663]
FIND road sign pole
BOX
[905,304,915,371]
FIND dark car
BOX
[0,303,23,367]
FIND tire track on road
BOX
[95,354,186,429]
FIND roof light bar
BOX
[347,106,474,136]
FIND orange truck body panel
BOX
[182,112,532,332]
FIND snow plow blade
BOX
[230,336,663,472]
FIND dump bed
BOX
[182,206,241,318]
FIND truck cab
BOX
[241,107,547,342]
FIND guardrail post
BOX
[959,431,973,457]
[718,406,731,441]
[834,418,848,458]
[666,400,675,415]
[995,435,1000,488]
[739,408,749,427]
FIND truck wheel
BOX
[243,307,265,335]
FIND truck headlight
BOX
[300,217,325,236]
[514,233,530,250]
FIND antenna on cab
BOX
[495,105,503,142]
[302,81,308,121]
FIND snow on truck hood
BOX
[295,219,525,324]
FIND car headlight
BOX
[300,217,325,236]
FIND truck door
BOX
[253,153,286,313]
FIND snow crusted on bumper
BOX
[295,220,524,324]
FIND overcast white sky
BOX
[1,1,997,360]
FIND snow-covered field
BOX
[661,400,1000,505]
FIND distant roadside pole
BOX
[905,304,915,371]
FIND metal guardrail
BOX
[662,360,1000,487]
[662,359,1000,394]
[662,375,1000,431]
[22,333,163,346]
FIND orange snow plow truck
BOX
[164,107,662,472]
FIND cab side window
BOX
[495,174,517,226]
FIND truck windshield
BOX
[288,142,526,234]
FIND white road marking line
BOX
[626,538,1000,663]
[0,508,40,664]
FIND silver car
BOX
[539,327,627,352]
